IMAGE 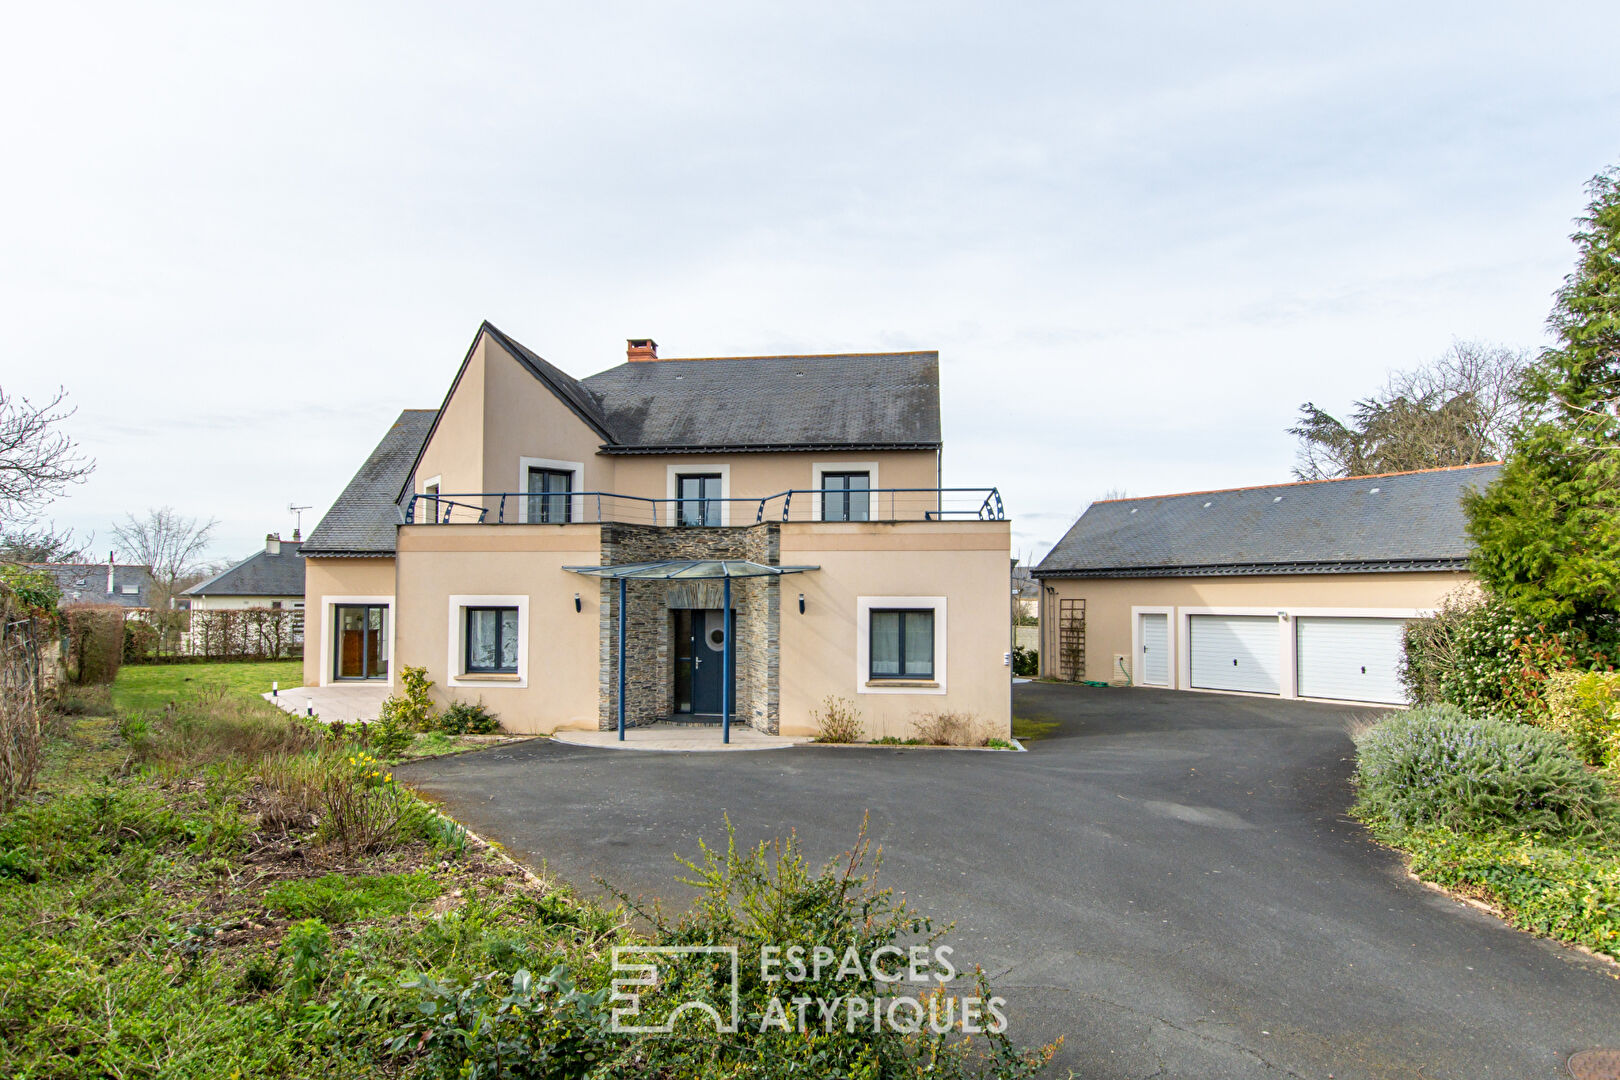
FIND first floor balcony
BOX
[403,486,1005,527]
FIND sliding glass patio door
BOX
[335,604,389,680]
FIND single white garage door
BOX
[1189,615,1280,694]
[1139,612,1169,686]
[1295,617,1408,705]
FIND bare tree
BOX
[0,525,91,565]
[1290,341,1536,480]
[0,386,94,525]
[111,507,219,602]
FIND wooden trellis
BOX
[1058,598,1086,681]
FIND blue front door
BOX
[689,609,735,716]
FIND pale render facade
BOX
[301,323,1012,739]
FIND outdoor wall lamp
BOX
[574,592,582,613]
[798,593,806,614]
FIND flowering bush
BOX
[1352,705,1618,838]
[1400,595,1618,720]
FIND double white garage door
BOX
[1143,613,1407,704]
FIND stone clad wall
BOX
[597,523,782,733]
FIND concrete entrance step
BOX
[551,722,812,752]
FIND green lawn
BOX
[112,660,305,714]
[1011,713,1059,741]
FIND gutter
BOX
[1031,558,1471,579]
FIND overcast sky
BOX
[3,2,1616,566]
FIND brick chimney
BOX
[266,532,281,555]
[627,338,658,362]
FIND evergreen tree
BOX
[1465,166,1620,619]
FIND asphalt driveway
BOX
[399,684,1620,1078]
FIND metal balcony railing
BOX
[402,487,1005,526]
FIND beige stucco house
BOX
[1032,464,1499,706]
[299,323,1012,740]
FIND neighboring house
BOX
[1010,560,1039,651]
[1010,560,1039,618]
[182,533,306,637]
[300,323,1012,739]
[34,559,155,609]
[1031,463,1499,706]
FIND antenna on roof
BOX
[288,502,311,542]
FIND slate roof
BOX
[35,563,156,608]
[302,410,438,557]
[1034,463,1502,579]
[318,326,943,556]
[579,349,942,453]
[183,544,305,598]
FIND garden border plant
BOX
[0,654,1061,1078]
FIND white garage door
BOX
[1295,617,1408,705]
[1138,612,1170,686]
[1189,615,1280,694]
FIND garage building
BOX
[1031,463,1499,706]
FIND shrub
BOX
[812,695,864,743]
[64,606,125,685]
[1541,670,1620,770]
[371,708,414,758]
[1012,645,1038,677]
[1352,705,1618,838]
[122,619,159,662]
[384,665,438,730]
[1400,595,1618,719]
[316,755,429,856]
[911,711,986,747]
[438,698,500,735]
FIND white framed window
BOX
[811,461,880,521]
[666,463,732,525]
[447,594,529,687]
[517,458,585,523]
[855,595,946,695]
[419,475,443,524]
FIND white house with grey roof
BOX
[297,322,1012,740]
[1032,463,1500,705]
[182,533,306,643]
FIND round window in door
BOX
[706,625,726,652]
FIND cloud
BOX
[2,1,1614,559]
